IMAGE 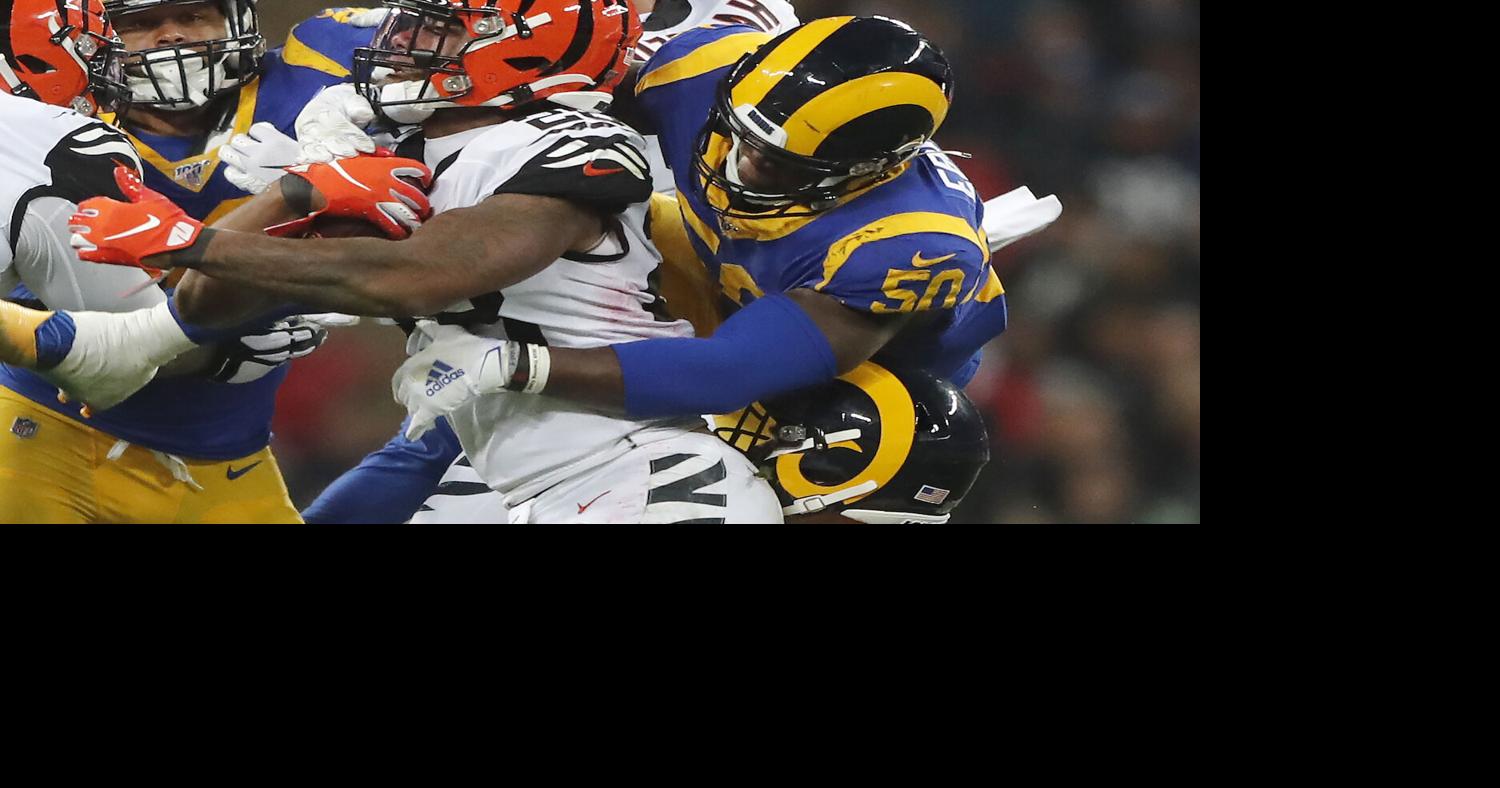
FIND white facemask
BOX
[128,46,229,110]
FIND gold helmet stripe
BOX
[813,212,990,292]
[728,16,854,108]
[775,363,916,504]
[635,31,773,96]
[780,72,951,157]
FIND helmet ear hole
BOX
[16,54,55,74]
[504,57,549,71]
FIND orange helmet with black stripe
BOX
[354,0,641,124]
[0,0,126,114]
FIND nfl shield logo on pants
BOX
[11,417,39,440]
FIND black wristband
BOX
[504,342,532,392]
[171,227,217,269]
[281,172,316,217]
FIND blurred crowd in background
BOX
[259,0,1201,524]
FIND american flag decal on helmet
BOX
[914,485,950,505]
[11,417,39,440]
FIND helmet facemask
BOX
[692,58,917,222]
[109,0,264,111]
[353,0,640,127]
[352,0,481,125]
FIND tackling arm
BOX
[394,286,913,435]
[544,288,912,416]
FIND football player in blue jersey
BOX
[0,1,396,522]
[66,10,1059,523]
[387,16,1032,521]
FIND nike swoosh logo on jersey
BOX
[104,214,161,241]
[226,461,263,481]
[577,490,612,514]
[583,161,625,177]
[912,252,958,268]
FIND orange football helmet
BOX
[353,0,640,122]
[0,0,126,114]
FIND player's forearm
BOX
[172,230,447,316]
[173,194,599,318]
[542,295,841,418]
[530,346,629,409]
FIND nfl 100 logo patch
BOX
[11,417,39,440]
[913,485,950,505]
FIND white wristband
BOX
[523,344,551,394]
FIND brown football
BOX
[306,215,389,239]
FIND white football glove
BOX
[295,84,378,164]
[220,122,302,195]
[392,323,519,441]
[41,301,197,413]
[210,317,329,384]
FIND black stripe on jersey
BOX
[492,133,651,215]
[432,149,464,182]
[430,290,549,346]
[434,480,493,497]
[9,122,138,253]
[394,131,426,165]
[432,291,504,327]
[502,316,548,347]
[671,517,727,524]
[647,455,728,507]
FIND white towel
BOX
[981,186,1064,253]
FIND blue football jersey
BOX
[636,24,1008,384]
[0,10,377,459]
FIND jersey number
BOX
[871,268,966,313]
[924,149,977,202]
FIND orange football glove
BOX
[267,148,434,240]
[68,164,206,277]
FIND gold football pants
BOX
[0,385,302,524]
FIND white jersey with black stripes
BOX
[0,92,162,313]
[634,0,800,63]
[401,105,749,510]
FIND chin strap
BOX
[839,509,952,525]
[781,480,879,518]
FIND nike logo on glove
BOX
[104,214,160,241]
[226,461,263,481]
[912,252,958,268]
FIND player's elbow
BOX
[356,273,454,317]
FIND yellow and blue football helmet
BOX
[693,15,954,219]
[715,362,990,524]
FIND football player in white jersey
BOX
[282,0,802,524]
[0,0,335,523]
[69,0,783,524]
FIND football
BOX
[306,215,389,239]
